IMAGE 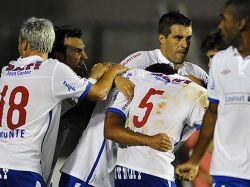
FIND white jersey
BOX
[208,46,250,180]
[0,56,91,182]
[121,49,209,85]
[61,95,116,186]
[108,69,207,181]
[61,49,208,186]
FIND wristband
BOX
[88,78,97,84]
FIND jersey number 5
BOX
[133,88,164,128]
[0,85,29,130]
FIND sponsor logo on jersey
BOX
[225,93,250,104]
[221,69,231,75]
[0,129,25,139]
[115,166,142,180]
[121,52,141,66]
[63,81,76,92]
[151,73,192,85]
[122,100,131,110]
[6,61,42,76]
[0,168,9,180]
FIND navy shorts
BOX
[212,175,250,187]
[59,172,93,187]
[0,168,45,187]
[114,165,176,187]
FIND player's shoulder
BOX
[212,46,234,65]
[122,68,148,79]
[209,46,233,74]
[48,58,74,72]
[172,73,207,92]
[183,61,205,73]
[120,49,157,66]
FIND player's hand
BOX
[147,133,172,152]
[175,161,199,181]
[114,76,135,99]
[89,63,112,80]
[106,64,129,77]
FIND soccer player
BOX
[200,31,226,68]
[104,63,208,187]
[177,31,226,187]
[59,11,208,187]
[48,26,100,185]
[175,0,250,186]
[0,17,128,187]
[121,11,208,86]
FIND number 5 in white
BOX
[0,85,29,130]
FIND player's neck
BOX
[23,50,48,59]
[238,31,250,58]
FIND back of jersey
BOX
[114,69,207,181]
[127,69,206,144]
[0,56,61,178]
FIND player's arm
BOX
[86,64,128,101]
[187,75,205,87]
[104,112,172,152]
[175,101,218,180]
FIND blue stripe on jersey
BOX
[107,107,126,121]
[208,97,219,104]
[194,123,201,130]
[86,139,106,184]
[79,82,92,99]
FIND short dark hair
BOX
[201,31,226,54]
[225,0,250,25]
[158,11,191,36]
[145,63,177,75]
[49,26,82,58]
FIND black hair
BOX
[201,31,226,54]
[225,0,250,25]
[49,26,83,58]
[145,63,177,75]
[158,11,191,36]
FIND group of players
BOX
[0,0,250,186]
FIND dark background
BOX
[0,0,226,72]
[0,1,228,182]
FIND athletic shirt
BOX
[107,69,208,181]
[121,49,209,85]
[208,46,250,180]
[0,56,91,182]
[60,49,208,186]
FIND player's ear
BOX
[21,40,29,51]
[158,34,166,45]
[238,18,247,31]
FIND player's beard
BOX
[72,62,89,78]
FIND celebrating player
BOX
[104,63,208,187]
[176,0,250,186]
[0,17,128,187]
[59,11,208,187]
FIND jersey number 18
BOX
[0,85,29,130]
